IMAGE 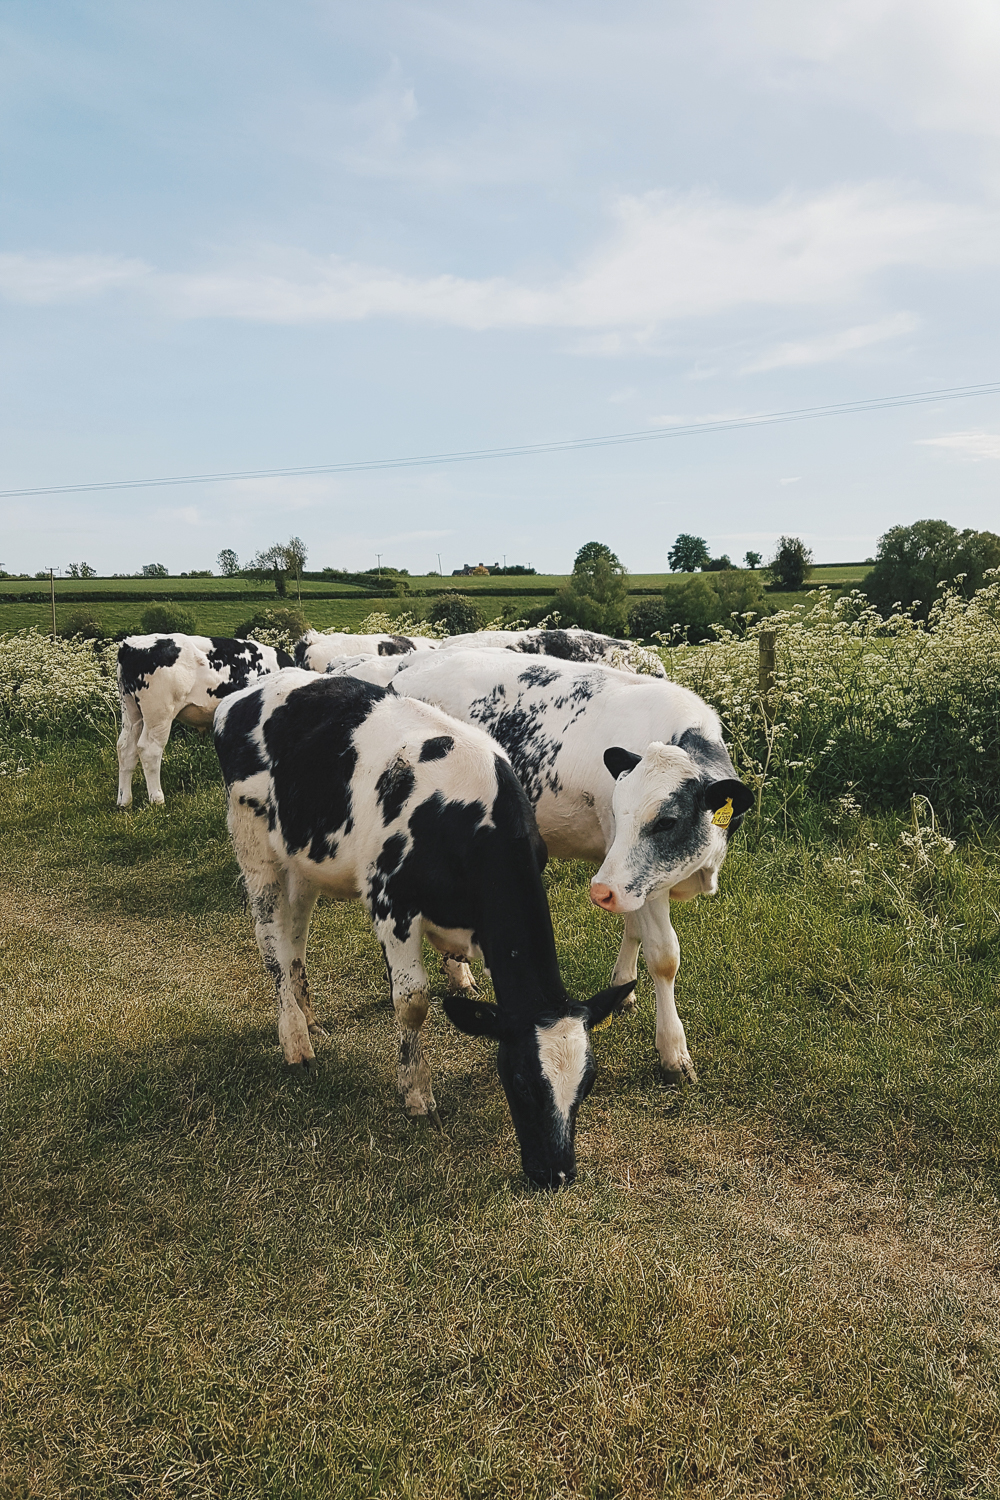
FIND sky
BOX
[2,0,1000,577]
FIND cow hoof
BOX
[613,987,637,1015]
[658,1061,697,1088]
[307,1022,328,1039]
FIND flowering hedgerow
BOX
[0,631,119,752]
[656,578,1000,824]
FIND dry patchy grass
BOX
[2,746,1000,1497]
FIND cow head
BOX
[589,742,751,913]
[443,982,633,1189]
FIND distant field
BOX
[0,563,870,638]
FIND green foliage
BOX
[555,541,629,635]
[0,631,118,743]
[59,609,105,640]
[217,548,240,576]
[141,563,168,578]
[862,518,1000,621]
[703,554,732,571]
[658,569,769,644]
[663,580,1000,825]
[139,602,197,634]
[744,550,763,569]
[766,536,813,591]
[426,592,486,634]
[668,533,710,572]
[66,562,97,579]
[661,575,723,642]
[233,607,309,653]
[627,597,668,639]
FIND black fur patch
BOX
[205,637,266,699]
[117,636,181,696]
[419,735,454,762]
[264,676,386,862]
[378,636,416,656]
[214,687,269,785]
[376,758,416,826]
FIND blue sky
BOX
[3,0,1000,576]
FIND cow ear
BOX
[582,981,636,1031]
[443,993,503,1040]
[603,747,642,780]
[703,778,754,826]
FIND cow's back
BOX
[343,649,724,858]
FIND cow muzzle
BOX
[589,880,644,913]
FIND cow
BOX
[327,650,752,1085]
[439,627,667,677]
[294,630,439,672]
[212,668,631,1188]
[116,633,292,808]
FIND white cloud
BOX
[2,184,997,332]
[918,430,1000,460]
[736,0,1000,142]
[0,252,150,303]
[742,312,917,373]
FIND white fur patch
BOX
[536,1016,589,1127]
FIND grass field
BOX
[2,734,999,1498]
[0,564,869,639]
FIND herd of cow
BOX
[115,624,753,1189]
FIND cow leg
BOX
[380,930,437,1119]
[442,956,476,993]
[633,891,695,1085]
[116,695,143,808]
[136,715,173,806]
[610,913,641,1015]
[250,878,319,1067]
[284,874,324,1039]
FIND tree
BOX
[555,541,630,635]
[217,549,240,577]
[703,554,732,572]
[766,536,813,591]
[142,562,168,578]
[862,519,1000,621]
[246,537,308,599]
[667,534,710,572]
[658,569,771,644]
[234,606,309,652]
[66,562,97,579]
[744,550,762,570]
[427,592,486,635]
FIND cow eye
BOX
[650,815,676,835]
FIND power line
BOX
[3,379,1000,500]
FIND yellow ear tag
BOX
[711,796,734,828]
[591,1011,614,1032]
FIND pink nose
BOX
[590,882,618,911]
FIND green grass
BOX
[2,740,1000,1496]
[0,563,868,639]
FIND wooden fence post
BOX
[758,629,776,723]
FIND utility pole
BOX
[437,552,442,577]
[503,553,506,574]
[376,553,382,580]
[48,567,57,639]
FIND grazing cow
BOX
[294,630,439,672]
[116,633,292,808]
[213,669,630,1188]
[331,650,752,1084]
[440,628,667,677]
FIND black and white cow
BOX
[328,650,752,1085]
[116,633,292,808]
[212,669,631,1189]
[439,628,667,677]
[294,630,439,672]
